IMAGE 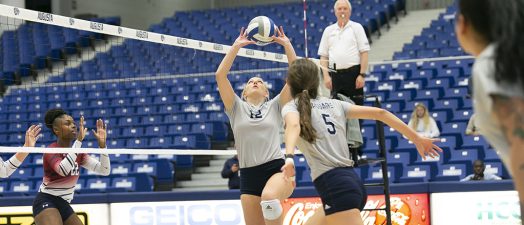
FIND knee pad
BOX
[260,199,283,220]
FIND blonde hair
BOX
[410,103,431,131]
[241,77,270,101]
[334,0,352,11]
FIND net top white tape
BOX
[0,146,238,155]
[0,4,290,63]
[0,146,302,156]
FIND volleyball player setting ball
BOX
[216,16,298,225]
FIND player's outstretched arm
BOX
[347,105,443,160]
[216,28,255,111]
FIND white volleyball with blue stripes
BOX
[246,16,277,46]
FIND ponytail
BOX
[287,58,321,143]
[296,90,317,143]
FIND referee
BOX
[318,0,370,163]
[318,0,370,106]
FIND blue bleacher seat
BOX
[173,135,197,149]
[484,149,502,162]
[168,124,191,134]
[0,181,8,195]
[461,135,489,151]
[145,125,167,138]
[10,167,32,179]
[434,164,467,181]
[449,149,481,167]
[109,177,136,192]
[399,165,432,183]
[150,137,173,148]
[85,178,111,192]
[365,165,398,183]
[111,163,133,175]
[31,154,43,165]
[133,162,157,176]
[484,162,507,179]
[74,178,86,191]
[441,122,467,135]
[9,180,34,193]
[121,127,145,137]
[125,138,148,148]
[107,139,126,149]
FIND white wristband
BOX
[285,157,295,166]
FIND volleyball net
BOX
[0,4,303,155]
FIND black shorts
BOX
[313,167,367,215]
[329,65,364,106]
[239,159,285,196]
[33,192,75,222]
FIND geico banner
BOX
[431,191,521,225]
[110,200,244,225]
[0,204,109,225]
[282,194,430,225]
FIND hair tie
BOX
[302,90,309,95]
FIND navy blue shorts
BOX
[313,167,367,215]
[239,159,284,196]
[32,192,75,222]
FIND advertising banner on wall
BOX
[0,204,109,225]
[110,194,429,225]
[431,191,521,225]
[281,194,430,225]
[110,200,244,225]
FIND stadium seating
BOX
[393,5,466,60]
[1,17,121,87]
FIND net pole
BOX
[302,0,309,58]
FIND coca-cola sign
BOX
[281,194,430,225]
[282,198,322,225]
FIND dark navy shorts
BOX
[240,158,285,196]
[33,192,75,222]
[313,167,367,215]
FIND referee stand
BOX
[360,95,392,225]
[336,93,392,225]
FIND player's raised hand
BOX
[233,27,256,48]
[92,119,107,148]
[77,116,87,142]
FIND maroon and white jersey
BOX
[39,141,110,202]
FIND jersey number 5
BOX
[321,114,336,134]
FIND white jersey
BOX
[473,44,524,171]
[282,97,354,180]
[226,95,284,168]
[0,155,23,178]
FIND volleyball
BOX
[246,16,277,46]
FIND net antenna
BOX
[302,0,309,58]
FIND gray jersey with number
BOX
[226,95,284,168]
[282,97,354,180]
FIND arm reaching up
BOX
[0,125,41,178]
[272,26,297,106]
[216,28,256,112]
